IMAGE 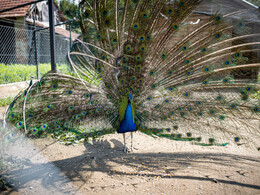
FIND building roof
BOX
[0,0,32,18]
[0,0,66,22]
[55,27,80,41]
[26,18,80,41]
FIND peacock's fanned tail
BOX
[5,0,260,149]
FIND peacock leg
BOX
[130,132,133,152]
[123,133,128,153]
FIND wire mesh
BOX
[0,23,72,84]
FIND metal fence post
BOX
[33,16,39,79]
[69,25,72,50]
[48,0,56,71]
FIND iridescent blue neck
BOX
[118,100,136,133]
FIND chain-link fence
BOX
[0,23,73,84]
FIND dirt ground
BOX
[0,81,32,98]
[0,83,260,195]
[1,127,260,195]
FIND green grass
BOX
[0,63,73,84]
[0,97,14,107]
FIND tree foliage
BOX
[56,0,81,33]
[58,0,78,20]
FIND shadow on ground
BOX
[2,138,260,194]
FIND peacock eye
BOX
[216,16,221,21]
[84,12,89,17]
[219,115,224,120]
[234,137,240,142]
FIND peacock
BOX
[3,0,260,153]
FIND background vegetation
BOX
[0,63,72,84]
[55,0,81,33]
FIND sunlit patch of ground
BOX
[1,129,259,195]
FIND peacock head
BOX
[128,94,133,103]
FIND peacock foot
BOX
[123,146,128,153]
[123,146,133,153]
